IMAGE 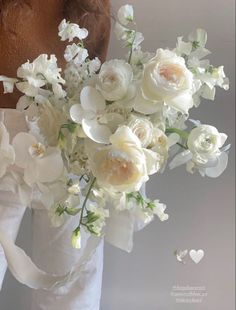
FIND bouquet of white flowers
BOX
[0,4,230,257]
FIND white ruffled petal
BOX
[167,92,194,114]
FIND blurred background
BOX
[1,0,235,309]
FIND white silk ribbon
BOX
[0,230,101,291]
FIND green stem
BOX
[74,177,96,233]
[165,128,189,140]
[177,142,188,150]
[128,31,136,64]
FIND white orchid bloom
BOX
[12,132,64,185]
[70,86,113,144]
[58,19,88,42]
[0,122,15,178]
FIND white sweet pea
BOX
[117,5,134,26]
[70,86,112,144]
[134,49,194,115]
[0,76,18,93]
[97,60,133,101]
[127,116,153,148]
[114,23,129,41]
[87,126,151,193]
[12,132,64,185]
[86,204,109,236]
[16,54,66,99]
[58,19,88,42]
[188,29,208,48]
[64,43,89,64]
[0,122,15,178]
[152,200,169,221]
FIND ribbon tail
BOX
[0,230,101,291]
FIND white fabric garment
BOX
[0,109,104,310]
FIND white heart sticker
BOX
[189,249,205,264]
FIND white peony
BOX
[96,60,133,101]
[0,122,15,178]
[117,5,134,26]
[87,126,153,193]
[187,125,227,164]
[58,19,88,42]
[127,116,153,148]
[12,132,64,185]
[134,49,194,114]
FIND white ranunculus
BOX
[87,126,151,193]
[127,116,153,148]
[187,125,227,164]
[0,122,15,178]
[96,60,133,101]
[12,132,64,185]
[117,5,134,26]
[58,19,88,42]
[134,49,194,114]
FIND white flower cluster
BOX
[0,5,230,250]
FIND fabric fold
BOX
[0,230,101,291]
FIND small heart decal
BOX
[189,249,204,264]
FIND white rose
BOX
[117,5,134,26]
[134,49,194,114]
[87,126,150,193]
[97,60,133,101]
[127,116,153,148]
[187,125,227,164]
[0,122,15,178]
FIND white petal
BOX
[169,150,192,169]
[80,86,106,113]
[70,104,85,124]
[205,152,228,178]
[143,149,161,175]
[16,82,39,97]
[12,133,37,168]
[134,91,163,115]
[29,148,63,184]
[167,92,194,114]
[168,133,180,147]
[82,119,112,144]
[219,133,228,148]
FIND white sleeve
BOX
[0,190,26,290]
[30,208,104,310]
